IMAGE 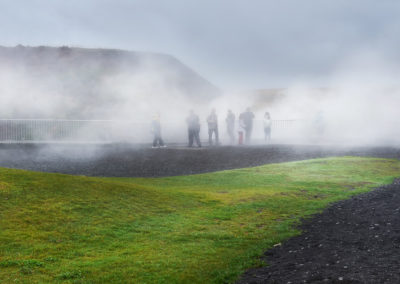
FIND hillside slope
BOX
[0,45,220,119]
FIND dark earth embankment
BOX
[238,179,400,284]
[0,143,399,177]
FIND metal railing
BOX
[0,119,122,142]
[0,119,301,143]
[271,119,298,129]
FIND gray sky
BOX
[1,0,400,89]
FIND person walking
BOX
[226,109,235,144]
[239,107,255,144]
[151,113,166,148]
[263,112,272,143]
[186,110,201,147]
[207,108,219,146]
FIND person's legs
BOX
[188,129,194,147]
[228,127,234,144]
[208,128,213,145]
[250,127,253,143]
[153,136,158,147]
[159,136,165,146]
[245,129,249,144]
[154,134,163,147]
[215,128,219,144]
[246,127,252,144]
[195,130,201,147]
[238,131,244,145]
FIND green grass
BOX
[0,157,400,283]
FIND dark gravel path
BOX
[0,143,399,177]
[238,179,400,284]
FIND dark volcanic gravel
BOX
[0,143,399,177]
[238,179,400,284]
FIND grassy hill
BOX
[1,157,400,283]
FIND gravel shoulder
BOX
[238,179,400,284]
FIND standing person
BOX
[186,110,201,147]
[239,107,255,144]
[263,112,272,143]
[207,108,219,146]
[225,109,235,144]
[151,113,166,148]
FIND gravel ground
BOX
[238,179,400,284]
[0,143,399,177]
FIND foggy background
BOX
[0,0,399,145]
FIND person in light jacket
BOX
[263,112,272,143]
[151,113,166,148]
[225,109,235,144]
[207,108,219,146]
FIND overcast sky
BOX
[1,0,400,89]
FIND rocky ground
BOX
[0,143,399,177]
[238,179,400,284]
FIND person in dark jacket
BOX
[151,113,166,148]
[186,110,201,147]
[207,108,219,145]
[239,107,255,144]
[225,109,235,144]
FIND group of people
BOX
[151,108,272,148]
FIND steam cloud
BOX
[0,46,399,146]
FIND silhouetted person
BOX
[207,108,219,145]
[151,113,166,148]
[263,112,272,143]
[226,109,235,144]
[239,107,255,144]
[186,110,201,147]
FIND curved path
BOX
[0,143,399,177]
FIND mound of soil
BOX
[0,143,399,177]
[238,179,400,284]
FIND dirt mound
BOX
[238,179,400,284]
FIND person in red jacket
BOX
[239,107,255,144]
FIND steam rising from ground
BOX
[0,46,399,146]
[211,51,400,146]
